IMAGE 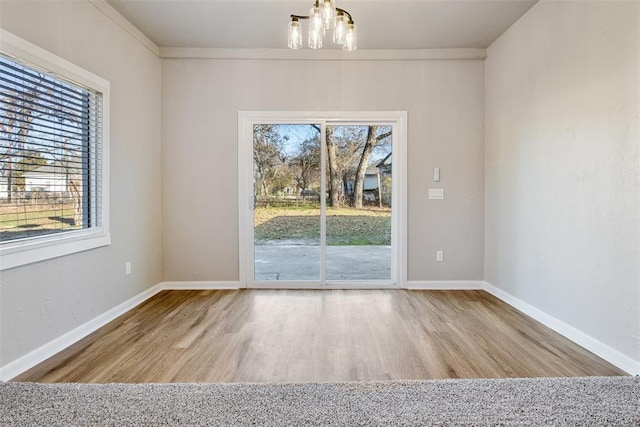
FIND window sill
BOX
[0,230,111,271]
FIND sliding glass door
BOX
[239,112,405,288]
[253,124,322,281]
[325,124,392,281]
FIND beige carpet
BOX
[1,376,638,426]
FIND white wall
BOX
[485,1,640,367]
[0,1,162,367]
[161,58,485,282]
[1,0,635,378]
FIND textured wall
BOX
[485,1,640,363]
[0,1,162,367]
[161,58,485,282]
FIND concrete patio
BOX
[254,244,392,281]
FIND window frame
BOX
[0,29,110,271]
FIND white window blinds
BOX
[0,53,103,243]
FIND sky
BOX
[268,123,392,163]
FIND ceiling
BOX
[106,0,538,50]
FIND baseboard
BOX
[164,281,482,291]
[4,280,636,380]
[160,281,241,290]
[0,283,164,382]
[482,281,640,376]
[403,280,483,290]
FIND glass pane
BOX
[325,125,392,280]
[0,54,99,243]
[253,124,322,281]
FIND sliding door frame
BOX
[238,111,407,289]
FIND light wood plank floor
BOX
[14,290,625,383]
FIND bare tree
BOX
[352,126,392,209]
[321,125,369,208]
[325,126,343,208]
[290,135,320,194]
[0,74,43,202]
[309,124,342,208]
[1,57,96,234]
[44,88,90,226]
[302,124,391,209]
[253,124,287,199]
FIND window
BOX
[0,30,109,270]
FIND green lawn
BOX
[254,207,391,245]
[0,205,79,241]
[0,208,76,227]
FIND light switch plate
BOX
[428,188,444,200]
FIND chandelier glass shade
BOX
[288,0,357,51]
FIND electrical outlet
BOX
[125,261,132,275]
[436,250,444,262]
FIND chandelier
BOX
[288,0,357,51]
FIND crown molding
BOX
[159,47,486,61]
[88,0,160,56]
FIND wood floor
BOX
[14,289,625,383]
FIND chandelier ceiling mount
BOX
[288,0,357,51]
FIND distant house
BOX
[360,154,392,202]
[376,153,392,176]
[363,166,381,202]
[23,165,72,193]
[342,154,391,202]
[363,166,379,190]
